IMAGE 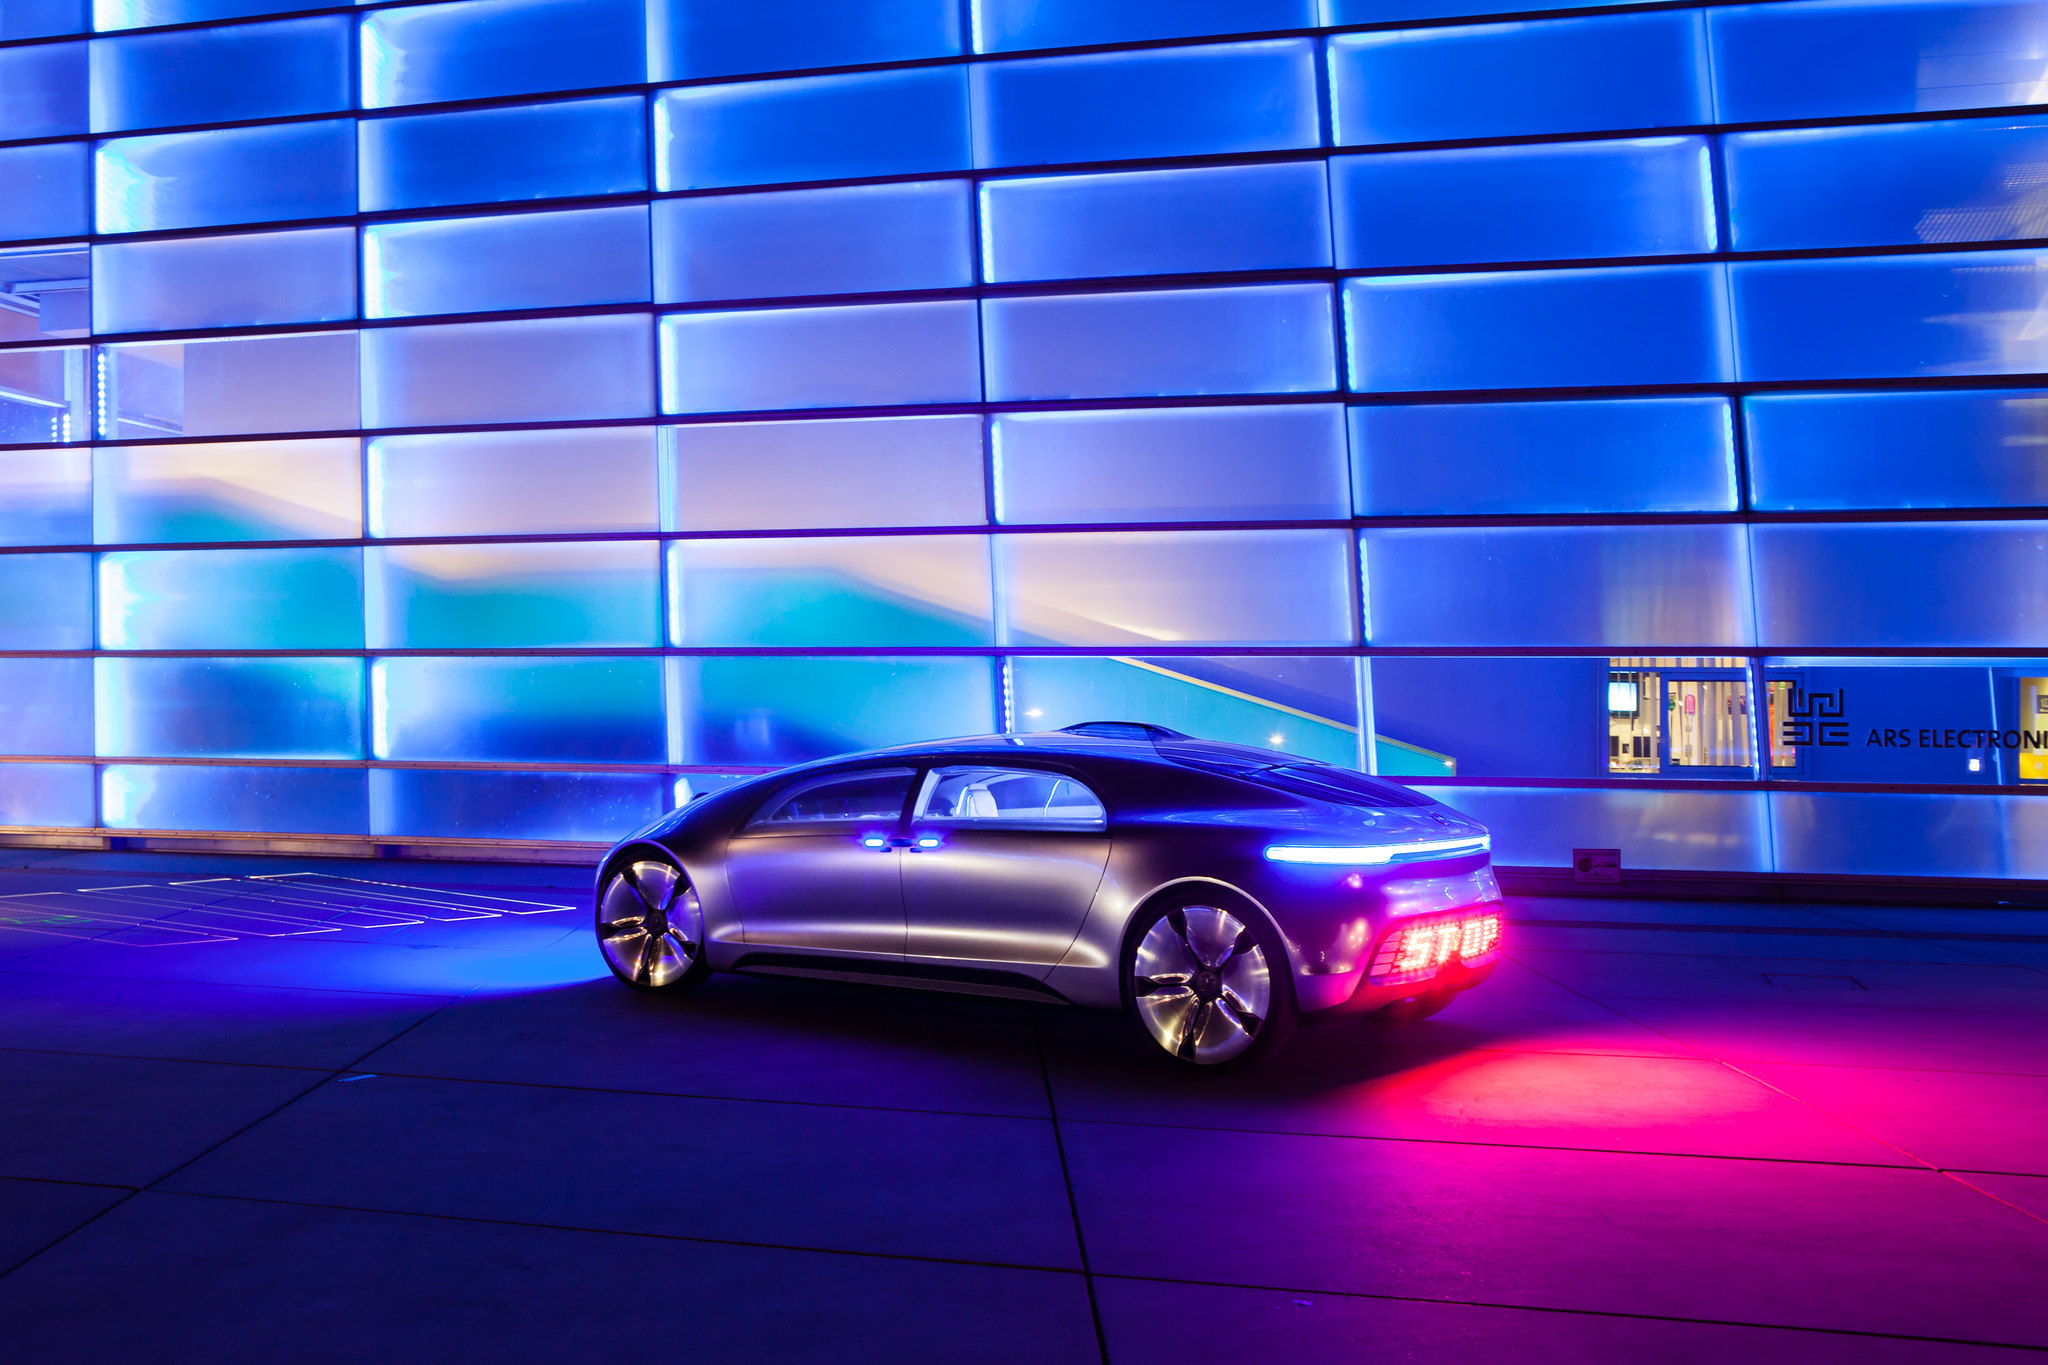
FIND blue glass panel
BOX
[1434,786,1770,872]
[370,767,666,842]
[669,655,994,765]
[0,447,89,544]
[1748,390,2048,510]
[1733,250,2048,382]
[88,18,351,134]
[1353,398,1737,515]
[1762,663,2009,785]
[663,415,985,531]
[0,40,85,140]
[366,206,649,318]
[360,0,645,109]
[654,67,968,191]
[994,405,1349,523]
[3,0,85,39]
[1011,655,1362,768]
[653,0,959,81]
[93,228,356,333]
[1752,522,2048,647]
[1773,791,2042,879]
[1327,0,1636,17]
[362,314,653,428]
[0,657,91,754]
[95,658,362,759]
[998,530,1355,646]
[98,547,364,649]
[1370,657,1609,779]
[101,763,367,835]
[973,0,1313,52]
[374,657,664,763]
[95,439,360,544]
[653,181,971,303]
[370,427,657,537]
[95,121,355,233]
[367,542,660,648]
[1710,0,2048,124]
[1363,526,1752,647]
[94,0,313,29]
[1727,117,2048,252]
[0,763,94,828]
[971,39,1319,168]
[660,301,981,414]
[359,96,645,212]
[0,346,88,443]
[1333,138,1717,269]
[980,162,1330,283]
[102,332,358,439]
[984,284,1335,401]
[1345,266,1732,393]
[0,143,89,241]
[667,536,992,647]
[0,552,89,647]
[1327,14,1710,147]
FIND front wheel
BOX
[596,855,711,993]
[1126,896,1294,1069]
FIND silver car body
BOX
[596,727,1504,1022]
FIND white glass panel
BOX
[92,228,356,334]
[1431,786,1770,872]
[668,654,995,765]
[0,346,88,445]
[663,415,985,531]
[0,448,91,546]
[0,553,91,648]
[362,315,654,428]
[0,244,89,342]
[95,439,361,544]
[370,427,657,537]
[365,206,650,318]
[93,122,355,234]
[1752,522,2048,648]
[102,332,359,439]
[660,300,981,414]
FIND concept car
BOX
[593,723,1503,1067]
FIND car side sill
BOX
[729,952,1074,1005]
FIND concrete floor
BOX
[0,850,2042,1362]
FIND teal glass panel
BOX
[369,427,657,537]
[1363,526,1752,647]
[983,284,1335,401]
[0,657,92,754]
[666,536,993,646]
[0,552,90,647]
[92,228,357,334]
[95,657,362,759]
[365,206,650,318]
[94,439,362,544]
[101,763,368,834]
[653,180,972,304]
[101,332,359,439]
[993,405,1349,523]
[370,767,667,842]
[668,655,995,765]
[1352,398,1737,515]
[366,542,660,648]
[0,763,95,828]
[655,67,969,191]
[0,447,91,545]
[651,0,960,81]
[97,547,364,649]
[374,656,665,763]
[997,529,1355,646]
[659,301,981,414]
[662,415,985,531]
[361,315,654,428]
[1009,655,1361,769]
[94,121,355,234]
[971,39,1320,168]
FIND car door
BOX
[900,764,1111,973]
[721,765,917,961]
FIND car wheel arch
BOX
[1115,876,1300,1014]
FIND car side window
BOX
[914,766,1106,828]
[745,767,916,829]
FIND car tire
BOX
[596,853,711,994]
[1124,892,1296,1070]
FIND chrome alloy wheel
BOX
[597,859,705,991]
[1131,904,1273,1065]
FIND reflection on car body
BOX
[593,722,1503,1068]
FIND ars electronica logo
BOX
[1777,684,1848,748]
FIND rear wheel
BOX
[1126,896,1294,1069]
[596,855,710,993]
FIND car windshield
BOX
[1240,764,1436,809]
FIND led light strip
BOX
[1264,835,1489,865]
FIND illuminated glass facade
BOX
[1,0,2045,878]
